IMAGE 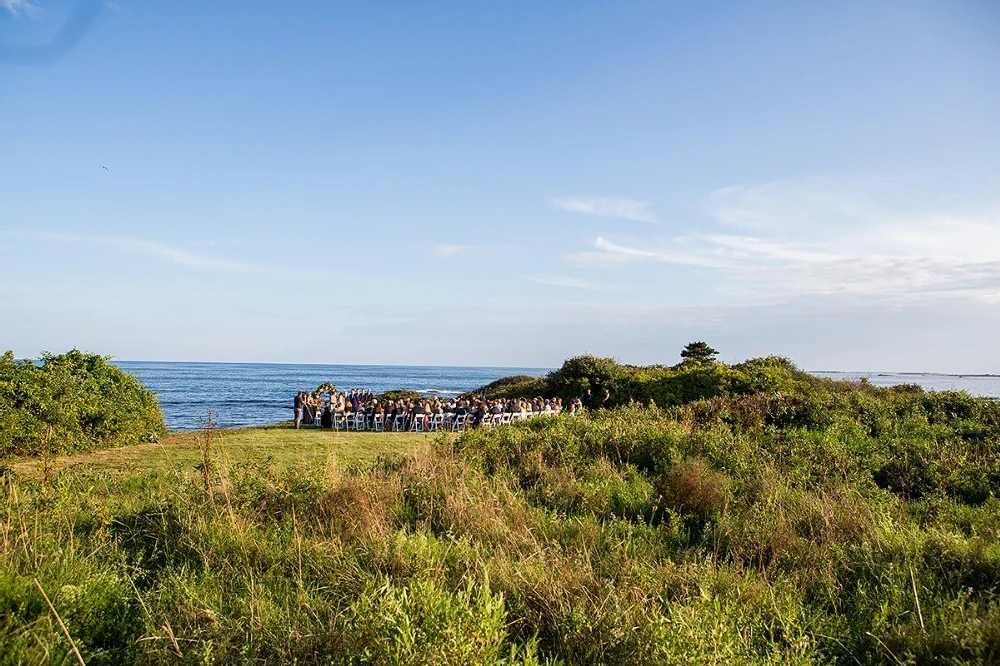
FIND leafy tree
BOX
[679,341,719,365]
[546,355,623,400]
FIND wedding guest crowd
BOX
[296,387,608,431]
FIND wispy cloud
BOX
[6,230,260,273]
[702,177,1000,300]
[1,0,40,17]
[551,196,658,223]
[565,236,731,268]
[706,235,838,263]
[563,176,1000,302]
[426,243,518,258]
[526,275,594,289]
[109,237,258,272]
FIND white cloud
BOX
[565,236,733,268]
[595,236,732,267]
[1,0,40,17]
[704,176,896,232]
[427,243,518,258]
[706,235,839,263]
[705,177,1000,301]
[551,196,658,223]
[525,276,593,289]
[568,176,1000,302]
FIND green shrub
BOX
[473,353,825,411]
[379,389,423,401]
[343,577,541,665]
[0,349,166,456]
[475,375,549,400]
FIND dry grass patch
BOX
[660,457,732,521]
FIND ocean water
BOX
[116,362,549,431]
[115,362,1000,432]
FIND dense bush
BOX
[475,375,548,400]
[0,349,166,456]
[475,353,824,408]
[379,389,424,402]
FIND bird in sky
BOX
[100,165,109,171]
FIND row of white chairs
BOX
[325,410,555,432]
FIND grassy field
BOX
[9,424,434,479]
[3,391,1000,665]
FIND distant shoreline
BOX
[814,370,1000,378]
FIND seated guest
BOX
[471,401,487,428]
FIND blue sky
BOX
[2,0,999,371]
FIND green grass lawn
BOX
[9,424,437,478]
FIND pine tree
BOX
[680,341,719,364]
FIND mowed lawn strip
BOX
[9,425,436,478]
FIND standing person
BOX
[601,387,611,409]
[309,393,321,424]
[582,388,594,410]
[320,400,332,428]
[294,392,304,429]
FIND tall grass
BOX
[2,387,999,664]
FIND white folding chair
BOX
[428,414,443,431]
